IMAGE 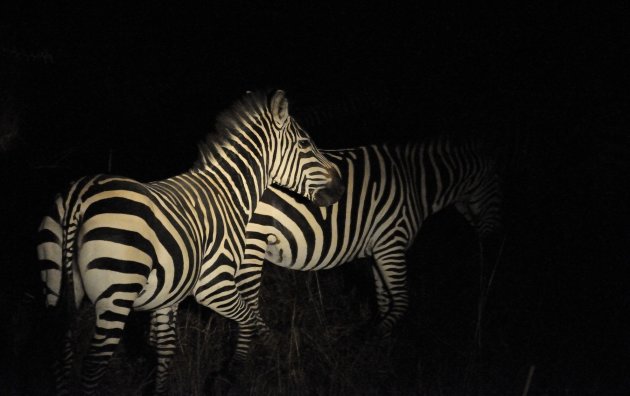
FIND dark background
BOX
[1,1,629,395]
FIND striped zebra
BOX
[36,90,344,395]
[235,139,502,339]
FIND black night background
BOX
[1,2,629,395]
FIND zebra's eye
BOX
[297,139,310,149]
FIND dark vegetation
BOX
[2,2,630,395]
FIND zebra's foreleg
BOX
[194,279,259,365]
[371,265,390,318]
[371,246,409,338]
[234,254,272,340]
[149,305,179,395]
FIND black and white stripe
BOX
[235,139,502,339]
[36,90,344,395]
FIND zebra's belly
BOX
[263,231,367,271]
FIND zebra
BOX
[36,89,345,395]
[235,139,502,340]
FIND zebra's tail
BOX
[37,193,66,309]
[59,195,81,319]
[37,178,92,392]
[37,177,90,317]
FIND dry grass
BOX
[9,228,517,395]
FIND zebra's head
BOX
[266,90,344,206]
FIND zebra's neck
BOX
[196,134,270,220]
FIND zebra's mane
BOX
[194,90,271,169]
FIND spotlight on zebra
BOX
[36,89,343,395]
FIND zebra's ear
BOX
[270,90,289,128]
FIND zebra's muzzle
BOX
[312,171,345,206]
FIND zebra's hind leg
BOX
[149,305,179,395]
[371,246,410,338]
[81,292,138,395]
[50,276,85,395]
[53,328,74,396]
